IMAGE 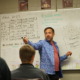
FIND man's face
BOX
[44,29,54,41]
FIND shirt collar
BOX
[20,63,34,66]
[45,39,57,45]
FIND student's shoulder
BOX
[0,57,5,62]
[34,67,46,75]
[11,68,21,75]
[0,57,7,65]
[11,68,20,78]
[34,68,49,80]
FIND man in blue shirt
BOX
[23,27,72,80]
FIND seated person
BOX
[0,57,11,80]
[11,44,50,80]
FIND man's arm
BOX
[60,51,72,62]
[23,37,42,50]
[28,40,42,50]
[60,54,68,62]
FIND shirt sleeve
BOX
[28,40,42,50]
[55,44,68,62]
[60,54,68,62]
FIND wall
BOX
[0,0,80,80]
[0,0,80,14]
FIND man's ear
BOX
[32,55,35,60]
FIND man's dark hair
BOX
[0,58,11,80]
[44,27,55,33]
[19,44,35,62]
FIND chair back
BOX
[12,78,43,80]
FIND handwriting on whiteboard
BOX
[0,15,40,42]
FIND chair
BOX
[12,79,42,80]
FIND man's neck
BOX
[50,40,54,44]
[50,40,53,43]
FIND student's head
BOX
[44,27,55,42]
[19,44,35,64]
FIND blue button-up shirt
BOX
[28,40,68,78]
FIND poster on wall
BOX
[63,0,73,8]
[41,0,51,9]
[18,0,28,11]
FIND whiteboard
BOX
[0,8,80,70]
[0,15,1,56]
